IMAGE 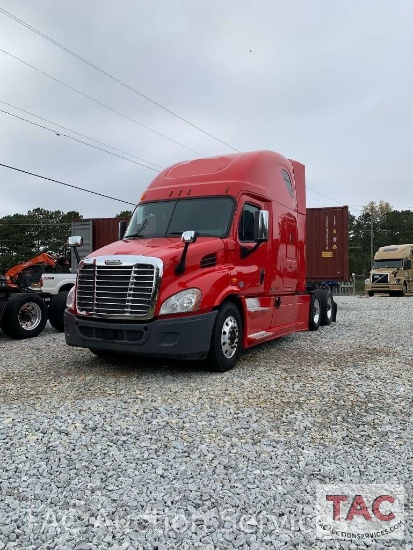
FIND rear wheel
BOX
[207,303,242,372]
[318,289,333,326]
[1,293,48,339]
[48,291,69,332]
[308,292,321,331]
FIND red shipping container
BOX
[306,207,349,282]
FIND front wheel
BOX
[207,303,242,372]
[368,291,374,297]
[1,293,48,339]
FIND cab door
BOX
[270,212,300,329]
[235,199,273,339]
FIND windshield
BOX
[124,197,235,239]
[372,259,402,269]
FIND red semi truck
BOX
[64,150,339,371]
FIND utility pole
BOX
[370,212,374,269]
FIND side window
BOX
[238,203,260,242]
[281,169,294,198]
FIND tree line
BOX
[0,208,132,274]
[349,201,413,276]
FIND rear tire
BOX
[318,289,333,326]
[1,293,48,339]
[207,302,242,372]
[48,291,69,332]
[308,292,321,331]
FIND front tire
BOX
[368,291,374,297]
[1,293,48,339]
[48,291,69,332]
[207,303,242,372]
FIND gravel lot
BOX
[0,296,411,549]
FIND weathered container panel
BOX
[306,206,349,281]
[71,218,130,267]
[92,218,130,251]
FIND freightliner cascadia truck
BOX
[64,150,338,371]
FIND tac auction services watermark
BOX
[316,484,405,541]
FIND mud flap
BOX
[332,299,338,322]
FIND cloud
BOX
[0,0,412,220]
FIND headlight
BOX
[365,279,370,285]
[159,288,201,315]
[394,279,401,284]
[66,286,75,309]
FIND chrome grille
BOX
[372,273,389,284]
[76,256,162,319]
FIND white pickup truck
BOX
[39,273,76,296]
[37,273,77,331]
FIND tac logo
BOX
[316,484,404,541]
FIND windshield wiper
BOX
[125,219,148,239]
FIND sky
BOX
[0,0,412,220]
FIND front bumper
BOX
[369,284,403,292]
[64,310,218,359]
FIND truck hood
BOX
[86,237,225,266]
[371,267,400,273]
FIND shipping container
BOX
[306,206,349,282]
[71,218,130,268]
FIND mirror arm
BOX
[73,247,81,265]
[176,242,190,275]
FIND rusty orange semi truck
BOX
[64,150,344,371]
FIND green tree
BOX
[349,201,413,276]
[0,209,82,274]
[115,210,133,218]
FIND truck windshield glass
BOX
[124,197,234,239]
[373,259,402,269]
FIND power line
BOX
[0,49,354,208]
[0,223,82,226]
[0,99,163,169]
[0,48,204,157]
[0,7,240,153]
[0,108,161,172]
[306,185,346,206]
[0,163,136,206]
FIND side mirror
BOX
[68,236,83,248]
[253,210,269,242]
[119,220,127,240]
[176,231,198,275]
[181,230,198,244]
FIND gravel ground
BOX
[0,296,411,549]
